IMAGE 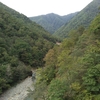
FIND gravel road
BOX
[0,77,34,100]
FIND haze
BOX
[0,0,93,17]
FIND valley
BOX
[0,0,100,100]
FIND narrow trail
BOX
[0,77,34,100]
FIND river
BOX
[0,77,34,100]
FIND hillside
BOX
[27,11,100,100]
[54,0,100,39]
[29,12,78,34]
[0,2,56,94]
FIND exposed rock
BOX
[0,77,34,100]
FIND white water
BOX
[0,77,34,100]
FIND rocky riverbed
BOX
[0,77,34,100]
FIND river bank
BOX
[0,77,34,100]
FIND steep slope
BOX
[29,12,78,34]
[54,0,100,39]
[27,12,100,100]
[0,2,56,94]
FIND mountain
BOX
[29,12,78,34]
[26,10,100,100]
[0,2,56,94]
[54,0,100,39]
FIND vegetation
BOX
[1,0,100,100]
[27,12,100,100]
[54,0,100,39]
[29,13,78,34]
[0,2,56,94]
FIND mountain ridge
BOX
[29,12,78,34]
[0,2,56,94]
[53,0,100,38]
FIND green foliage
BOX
[30,13,78,34]
[10,56,19,67]
[83,65,100,93]
[27,12,100,100]
[38,66,55,85]
[0,65,10,93]
[93,94,100,100]
[54,0,100,38]
[11,63,31,82]
[81,45,100,94]
[26,59,57,100]
[0,2,56,94]
[0,78,10,94]
[33,81,48,100]
[48,79,68,100]
[89,14,100,37]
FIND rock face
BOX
[0,77,34,100]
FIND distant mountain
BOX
[29,12,78,34]
[0,2,57,94]
[54,0,100,39]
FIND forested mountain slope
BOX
[0,2,56,94]
[29,12,78,34]
[54,0,100,39]
[27,11,100,100]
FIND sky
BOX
[0,0,93,17]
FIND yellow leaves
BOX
[61,38,74,50]
[44,49,55,62]
[43,46,59,67]
[71,82,81,91]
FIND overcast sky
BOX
[0,0,93,17]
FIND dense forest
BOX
[26,12,100,100]
[1,0,100,100]
[54,0,100,39]
[0,2,57,94]
[29,12,78,34]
